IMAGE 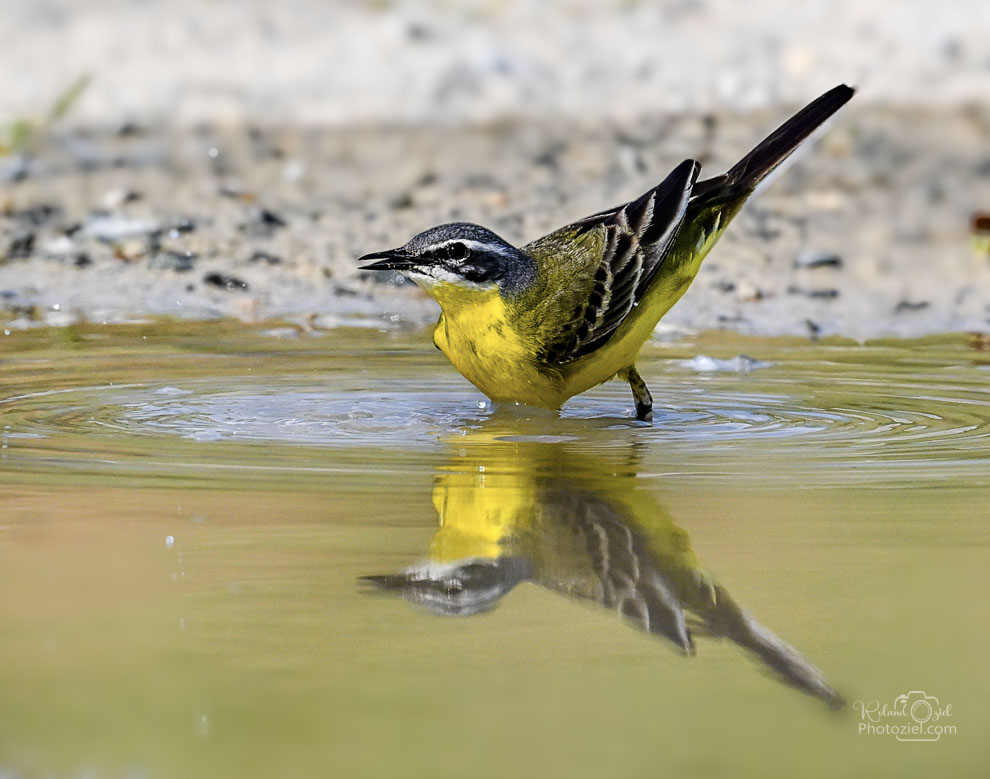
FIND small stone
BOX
[113,239,147,262]
[248,250,281,265]
[257,208,286,228]
[5,232,35,259]
[735,279,763,302]
[83,215,160,242]
[116,121,143,137]
[794,249,843,269]
[166,217,196,237]
[239,207,287,237]
[204,272,249,291]
[389,192,415,210]
[894,300,929,313]
[101,187,142,210]
[150,251,197,272]
[787,286,840,299]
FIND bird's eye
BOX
[448,242,468,261]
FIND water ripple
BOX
[2,354,989,485]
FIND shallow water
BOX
[1,323,987,778]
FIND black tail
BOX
[693,84,855,201]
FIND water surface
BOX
[1,323,987,777]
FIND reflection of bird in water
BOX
[363,418,843,708]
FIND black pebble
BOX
[167,217,196,235]
[787,286,840,299]
[794,250,843,270]
[6,233,35,259]
[257,209,286,228]
[204,272,249,291]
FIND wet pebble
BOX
[389,192,415,210]
[204,272,249,291]
[239,207,287,237]
[248,250,281,265]
[794,249,843,269]
[787,286,840,299]
[150,250,197,272]
[100,187,142,210]
[113,240,148,262]
[166,217,197,238]
[734,279,763,302]
[82,214,160,242]
[5,232,35,260]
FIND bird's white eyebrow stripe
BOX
[426,239,514,257]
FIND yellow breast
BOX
[431,284,568,408]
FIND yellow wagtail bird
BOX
[359,85,854,420]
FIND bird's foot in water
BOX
[623,366,654,422]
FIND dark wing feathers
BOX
[540,159,699,364]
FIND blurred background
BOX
[3,0,987,125]
[1,0,989,337]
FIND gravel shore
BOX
[3,0,989,340]
[3,104,989,340]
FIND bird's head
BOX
[358,222,535,300]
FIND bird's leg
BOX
[622,366,653,421]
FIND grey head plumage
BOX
[359,222,536,294]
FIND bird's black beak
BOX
[357,249,417,271]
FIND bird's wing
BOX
[531,486,694,653]
[523,159,699,365]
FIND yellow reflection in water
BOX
[366,416,842,707]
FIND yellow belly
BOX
[433,295,568,408]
